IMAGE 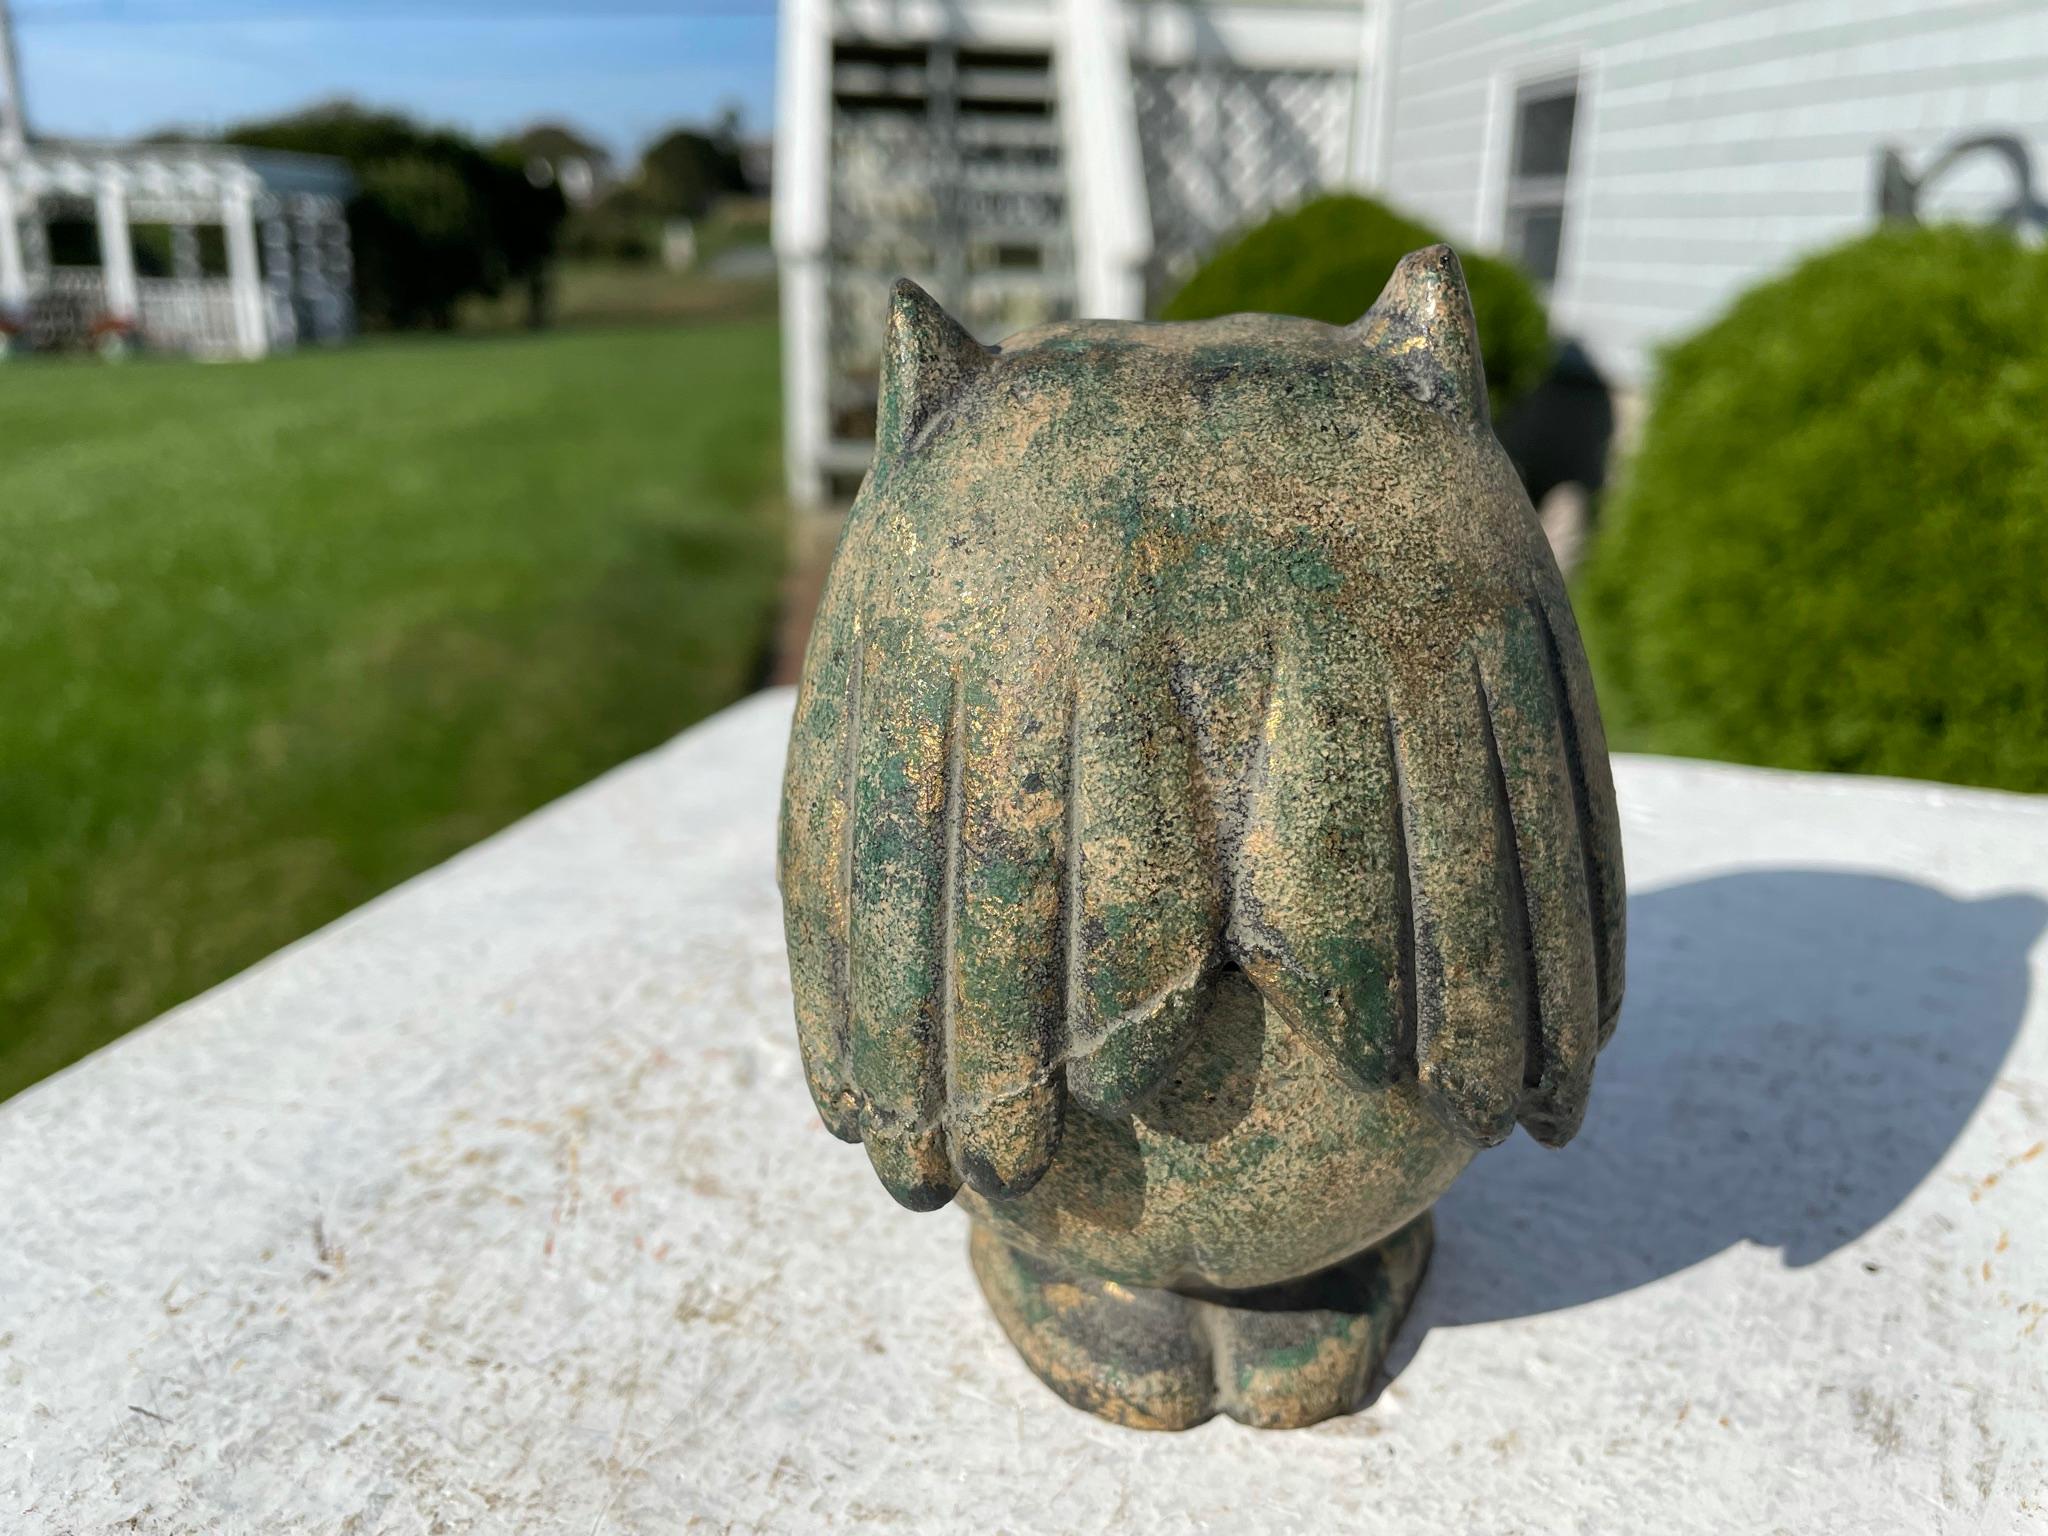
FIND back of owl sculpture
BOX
[779,245,1626,1430]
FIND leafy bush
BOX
[1580,225,2048,793]
[350,156,490,329]
[1162,194,1552,410]
[552,118,758,265]
[639,125,749,220]
[563,185,660,263]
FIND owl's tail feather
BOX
[942,618,1230,1193]
[1380,597,1621,1149]
[781,593,1229,1209]
[1230,640,1413,1092]
[1223,591,1624,1152]
[779,606,866,1148]
[1536,591,1629,1053]
[939,673,1072,1201]
[1057,634,1228,1117]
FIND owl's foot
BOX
[968,1213,1433,1431]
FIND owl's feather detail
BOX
[778,252,1625,1210]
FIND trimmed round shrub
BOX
[1162,194,1553,409]
[1580,225,2048,794]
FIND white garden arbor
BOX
[0,141,354,359]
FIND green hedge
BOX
[1580,225,2048,794]
[1162,194,1553,410]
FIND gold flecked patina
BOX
[778,245,1627,1430]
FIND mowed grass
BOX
[0,320,784,1099]
[463,261,780,332]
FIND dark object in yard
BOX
[1877,133,2048,236]
[1495,339,1616,515]
[778,248,1628,1429]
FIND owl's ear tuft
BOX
[1349,244,1490,426]
[877,279,993,461]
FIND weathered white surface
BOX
[5,688,2046,1534]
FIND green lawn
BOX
[0,320,785,1100]
[462,260,780,332]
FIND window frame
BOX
[1502,76,1577,285]
[1478,59,1587,294]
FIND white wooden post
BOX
[261,211,296,350]
[94,167,138,321]
[773,0,833,507]
[1056,0,1152,320]
[169,219,200,281]
[222,177,267,358]
[0,0,27,161]
[0,163,26,317]
[779,260,831,506]
[1351,0,1399,189]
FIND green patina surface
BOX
[778,247,1627,1428]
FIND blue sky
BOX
[10,1,777,161]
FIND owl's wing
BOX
[777,283,1226,1211]
[1237,585,1624,1150]
[1234,250,1624,1148]
[779,559,1226,1210]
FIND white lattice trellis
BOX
[1134,64,1357,305]
[820,39,1078,486]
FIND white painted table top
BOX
[5,690,2045,1534]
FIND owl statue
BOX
[779,246,1626,1430]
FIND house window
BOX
[1503,77,1577,286]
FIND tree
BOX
[227,101,566,330]
[504,121,612,179]
[637,127,746,220]
[501,121,613,212]
[560,183,658,263]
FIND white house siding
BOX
[1375,0,2048,388]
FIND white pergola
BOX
[0,140,354,359]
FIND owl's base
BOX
[968,1213,1433,1431]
